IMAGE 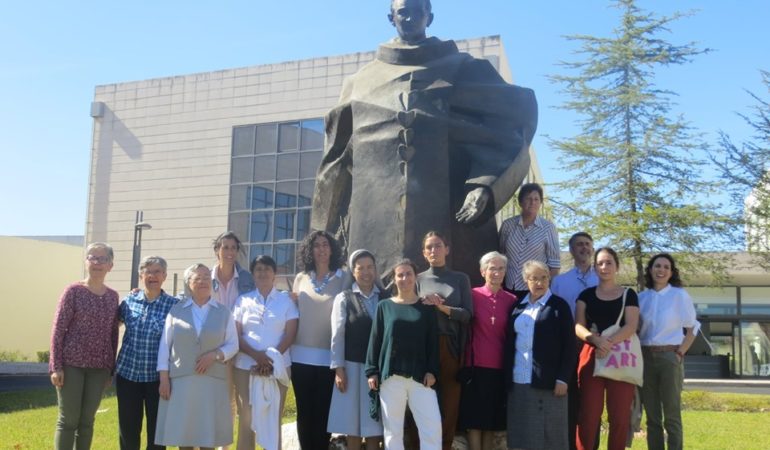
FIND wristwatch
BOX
[215,350,224,362]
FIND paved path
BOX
[0,375,51,392]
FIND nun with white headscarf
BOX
[327,249,384,450]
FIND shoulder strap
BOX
[614,288,628,327]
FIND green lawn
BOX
[0,386,296,450]
[1,388,768,449]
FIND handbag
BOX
[456,327,474,385]
[593,288,644,386]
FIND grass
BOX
[608,391,770,450]
[1,388,769,449]
[0,386,297,450]
[629,411,770,450]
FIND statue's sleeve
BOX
[449,59,538,213]
[310,92,353,236]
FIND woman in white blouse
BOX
[155,263,239,450]
[232,255,299,450]
[638,253,699,450]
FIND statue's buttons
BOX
[396,110,417,127]
[399,128,414,146]
[398,144,416,162]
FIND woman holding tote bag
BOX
[574,247,640,450]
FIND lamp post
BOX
[130,210,152,290]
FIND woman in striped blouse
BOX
[498,183,560,298]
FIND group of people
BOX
[49,186,699,450]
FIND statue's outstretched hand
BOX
[455,187,489,224]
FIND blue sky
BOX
[1,1,768,236]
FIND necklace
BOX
[490,295,498,325]
[311,271,334,294]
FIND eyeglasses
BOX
[86,255,110,264]
[526,276,549,284]
[142,270,165,277]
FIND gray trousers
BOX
[640,350,684,450]
[55,366,110,450]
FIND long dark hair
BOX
[644,253,683,288]
[296,230,344,273]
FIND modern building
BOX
[84,36,769,378]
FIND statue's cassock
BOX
[312,37,538,285]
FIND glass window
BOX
[251,184,274,210]
[300,151,322,179]
[297,209,311,240]
[279,122,299,152]
[298,181,314,207]
[689,287,738,315]
[231,157,254,184]
[740,287,770,315]
[250,212,272,243]
[300,119,324,151]
[254,155,276,182]
[275,181,297,208]
[232,125,256,156]
[230,185,250,211]
[274,243,296,275]
[739,322,770,377]
[274,211,296,241]
[277,153,299,180]
[249,244,273,265]
[228,212,249,243]
[230,117,323,280]
[256,124,278,154]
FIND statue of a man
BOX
[312,0,538,284]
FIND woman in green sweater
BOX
[366,259,441,450]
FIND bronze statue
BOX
[312,0,538,285]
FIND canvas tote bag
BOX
[593,288,644,386]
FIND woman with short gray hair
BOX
[155,263,239,449]
[116,256,178,450]
[504,260,575,450]
[458,251,517,450]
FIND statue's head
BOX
[388,0,434,44]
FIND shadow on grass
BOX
[0,388,117,414]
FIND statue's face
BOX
[389,0,433,44]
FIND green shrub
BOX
[36,351,50,363]
[0,350,28,362]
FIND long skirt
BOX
[327,360,383,437]
[506,383,568,450]
[155,374,233,447]
[457,366,507,431]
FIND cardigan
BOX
[504,292,576,390]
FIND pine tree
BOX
[711,70,770,264]
[549,0,735,290]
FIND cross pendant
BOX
[491,316,496,325]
